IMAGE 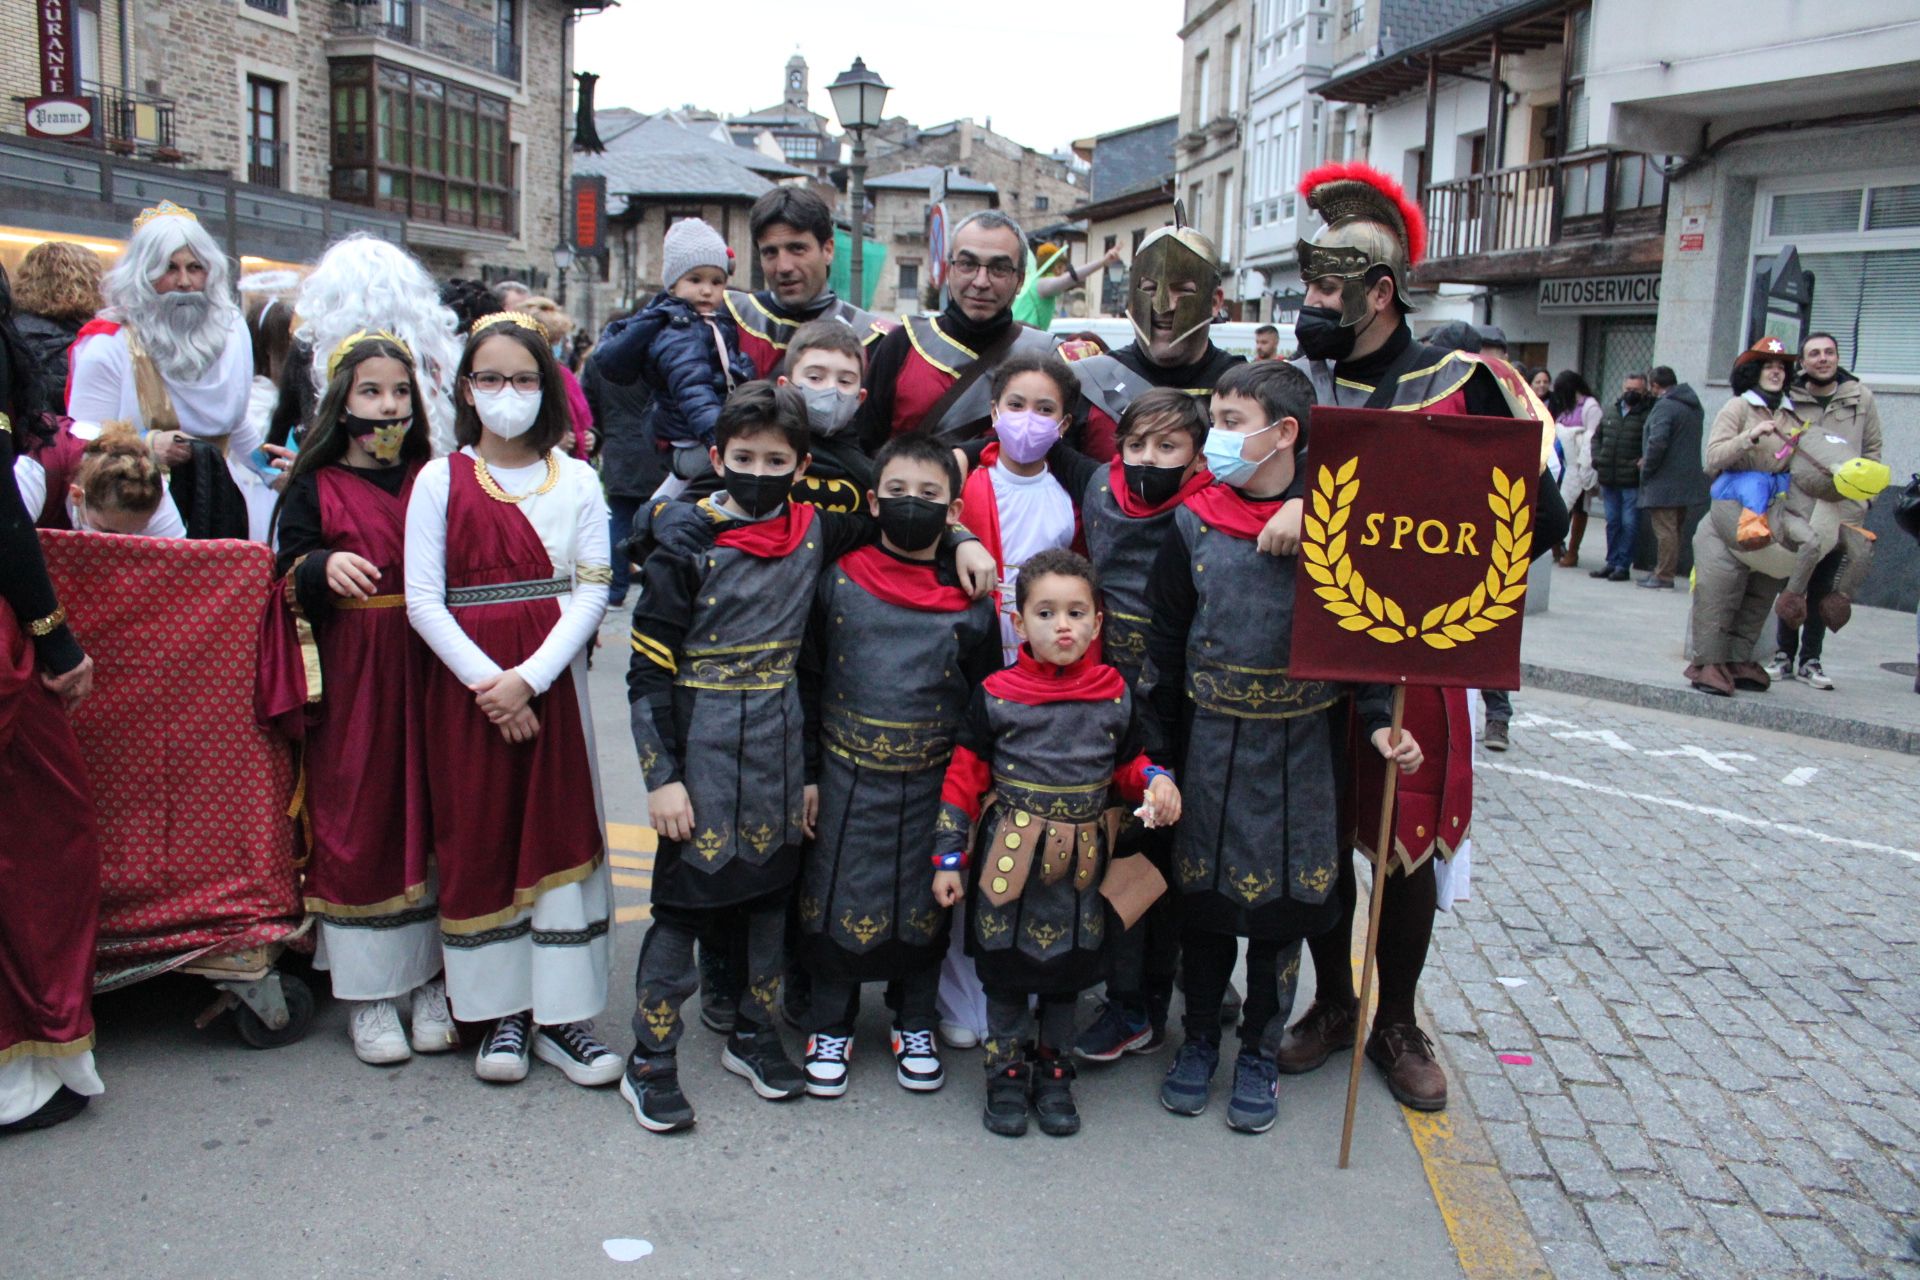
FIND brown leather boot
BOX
[1556,509,1587,567]
[1686,662,1735,696]
[1275,1000,1357,1075]
[1366,1023,1448,1111]
[1728,660,1772,691]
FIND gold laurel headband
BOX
[133,199,199,231]
[471,310,546,338]
[326,329,413,382]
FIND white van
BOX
[1048,317,1291,362]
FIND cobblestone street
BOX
[1421,689,1920,1279]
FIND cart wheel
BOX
[234,972,314,1049]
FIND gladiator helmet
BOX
[1127,214,1221,350]
[1295,162,1427,326]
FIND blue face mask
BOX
[1202,423,1278,488]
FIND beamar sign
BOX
[25,96,94,140]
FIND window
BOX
[329,60,513,232]
[245,0,288,12]
[246,76,284,188]
[898,261,920,296]
[784,134,819,160]
[1565,6,1592,154]
[495,0,520,79]
[1193,52,1211,125]
[1752,176,1920,381]
[1033,195,1050,212]
[1226,32,1242,114]
[1220,172,1236,263]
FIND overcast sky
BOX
[574,0,1184,154]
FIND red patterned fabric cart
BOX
[39,532,314,1046]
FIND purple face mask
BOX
[994,408,1060,464]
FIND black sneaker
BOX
[721,1027,806,1101]
[891,1026,945,1092]
[983,1061,1031,1137]
[1160,1037,1220,1116]
[1073,1000,1153,1063]
[0,1085,89,1134]
[534,1020,624,1087]
[620,1053,695,1133]
[1483,720,1509,752]
[1226,1050,1280,1134]
[1031,1057,1081,1137]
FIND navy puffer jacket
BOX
[593,291,755,447]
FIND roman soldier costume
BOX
[724,288,887,380]
[1277,162,1566,1111]
[1068,224,1243,461]
[857,302,1059,446]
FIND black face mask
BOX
[722,467,795,518]
[1122,461,1189,508]
[1294,304,1371,362]
[876,495,948,552]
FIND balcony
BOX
[25,81,185,162]
[329,0,521,82]
[1415,149,1668,286]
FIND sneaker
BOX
[699,991,738,1036]
[891,1026,945,1092]
[474,1011,531,1083]
[1482,720,1509,753]
[1031,1057,1081,1136]
[982,1062,1031,1137]
[620,1053,695,1133]
[937,1019,980,1050]
[803,1031,853,1098]
[722,1028,806,1101]
[408,979,458,1054]
[1159,1038,1221,1116]
[1226,1050,1281,1134]
[1073,1000,1154,1062]
[1798,660,1834,691]
[1767,651,1796,683]
[349,1000,410,1066]
[534,1020,624,1087]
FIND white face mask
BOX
[472,386,543,440]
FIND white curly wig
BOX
[101,212,240,381]
[294,233,462,455]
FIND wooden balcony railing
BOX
[1422,149,1668,262]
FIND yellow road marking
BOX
[606,822,659,854]
[612,873,652,890]
[615,904,652,923]
[611,854,653,871]
[1346,879,1550,1279]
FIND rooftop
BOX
[863,165,997,194]
[574,111,804,208]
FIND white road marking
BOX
[1644,746,1758,774]
[1782,766,1820,787]
[1482,761,1920,864]
[1550,728,1639,753]
[1508,713,1580,731]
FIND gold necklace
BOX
[473,452,559,504]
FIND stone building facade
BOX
[1175,0,1250,313]
[862,165,994,316]
[866,117,1083,239]
[0,0,591,293]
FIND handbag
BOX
[1894,472,1920,543]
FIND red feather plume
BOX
[1297,161,1427,267]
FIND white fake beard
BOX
[137,292,230,382]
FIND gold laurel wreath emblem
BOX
[1300,456,1531,650]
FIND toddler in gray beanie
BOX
[662,218,731,304]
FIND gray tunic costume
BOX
[935,653,1157,995]
[1145,499,1387,941]
[796,545,999,982]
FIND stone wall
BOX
[868,120,1083,238]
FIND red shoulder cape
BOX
[1109,455,1215,519]
[982,645,1125,706]
[713,500,816,557]
[1182,482,1287,540]
[838,543,972,613]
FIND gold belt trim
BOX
[676,642,799,691]
[1189,663,1340,721]
[335,593,406,611]
[823,707,952,772]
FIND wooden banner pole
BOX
[1339,683,1406,1169]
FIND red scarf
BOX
[1109,455,1215,519]
[982,644,1126,706]
[65,318,122,408]
[838,543,972,613]
[712,499,816,557]
[1183,482,1287,540]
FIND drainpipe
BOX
[118,0,131,88]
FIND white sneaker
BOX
[349,1000,410,1065]
[408,978,459,1054]
[1798,660,1834,691]
[532,1020,624,1087]
[475,1012,531,1083]
[1768,651,1796,683]
[892,1026,945,1092]
[937,1019,980,1050]
[803,1032,853,1097]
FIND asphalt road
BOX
[0,611,1463,1279]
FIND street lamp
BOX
[828,56,890,309]
[552,242,575,307]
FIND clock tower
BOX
[784,55,807,112]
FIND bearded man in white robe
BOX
[68,202,267,538]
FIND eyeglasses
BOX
[467,371,542,392]
[948,254,1019,283]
